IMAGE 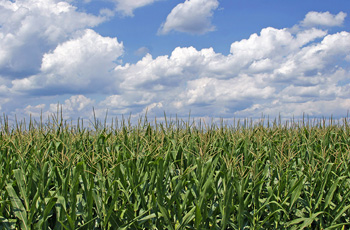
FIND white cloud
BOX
[11,94,95,122]
[302,11,347,27]
[11,29,124,94]
[159,0,219,35]
[0,0,105,76]
[41,29,123,74]
[239,98,350,119]
[0,96,9,112]
[100,95,131,109]
[230,27,327,61]
[181,76,275,105]
[100,91,157,112]
[4,9,350,122]
[23,104,46,117]
[111,19,350,119]
[115,47,225,91]
[272,31,350,83]
[49,95,95,113]
[111,0,161,16]
[134,46,150,56]
[116,26,329,92]
[0,75,10,94]
[24,95,95,121]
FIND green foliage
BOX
[0,113,350,229]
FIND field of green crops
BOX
[1,113,350,229]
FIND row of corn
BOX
[0,114,350,229]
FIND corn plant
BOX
[0,113,350,229]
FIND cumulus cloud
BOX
[23,104,46,117]
[239,98,350,119]
[111,0,161,16]
[48,95,95,115]
[11,29,124,94]
[4,9,350,122]
[0,0,105,77]
[301,11,347,27]
[116,27,330,91]
[99,91,158,115]
[112,17,350,119]
[158,0,219,35]
[21,95,95,120]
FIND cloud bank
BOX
[1,6,349,122]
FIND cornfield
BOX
[1,112,350,229]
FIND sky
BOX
[0,0,350,126]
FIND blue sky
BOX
[0,0,350,125]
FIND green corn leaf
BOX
[314,163,333,211]
[286,217,307,227]
[35,197,58,229]
[331,204,350,224]
[66,214,75,230]
[119,209,155,229]
[83,172,94,229]
[70,161,84,229]
[0,216,17,230]
[28,189,40,224]
[13,169,29,212]
[138,213,157,223]
[324,176,345,209]
[55,195,67,228]
[257,208,288,228]
[221,183,233,230]
[325,223,350,230]
[157,203,174,230]
[176,206,196,230]
[5,184,29,230]
[194,205,202,229]
[298,211,324,229]
[62,166,71,202]
[43,197,58,221]
[289,175,305,209]
[92,189,103,219]
[103,183,120,228]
